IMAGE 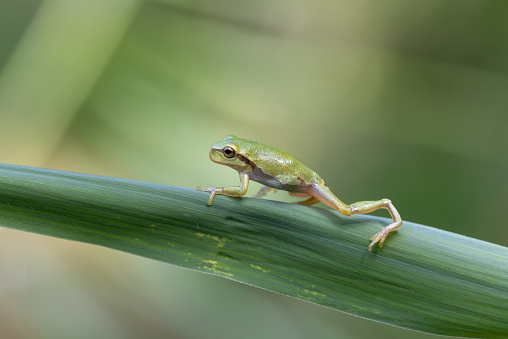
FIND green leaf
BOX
[0,163,507,338]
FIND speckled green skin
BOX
[209,135,322,192]
[196,135,403,252]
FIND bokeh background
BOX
[1,0,507,338]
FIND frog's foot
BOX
[194,186,219,205]
[253,186,277,198]
[194,186,213,192]
[368,220,401,252]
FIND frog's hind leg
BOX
[288,192,320,205]
[296,197,320,205]
[307,184,402,252]
[288,192,321,206]
[255,188,320,205]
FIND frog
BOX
[195,135,402,252]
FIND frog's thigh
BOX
[306,184,351,214]
[288,192,321,206]
[289,192,309,197]
[296,196,321,205]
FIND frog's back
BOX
[240,139,322,192]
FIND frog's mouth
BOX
[209,148,221,162]
[209,148,231,165]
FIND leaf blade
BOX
[0,163,507,338]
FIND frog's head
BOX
[209,135,253,171]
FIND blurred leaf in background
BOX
[0,0,507,338]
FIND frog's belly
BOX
[248,168,305,193]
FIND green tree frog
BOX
[195,135,402,252]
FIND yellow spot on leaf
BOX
[201,259,233,277]
[195,232,230,248]
[250,264,269,273]
[302,289,326,298]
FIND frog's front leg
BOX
[253,186,278,198]
[308,184,402,251]
[195,172,249,205]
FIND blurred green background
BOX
[0,0,507,338]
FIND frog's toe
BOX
[368,221,401,251]
[194,186,213,192]
[368,234,383,252]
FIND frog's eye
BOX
[223,146,236,158]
